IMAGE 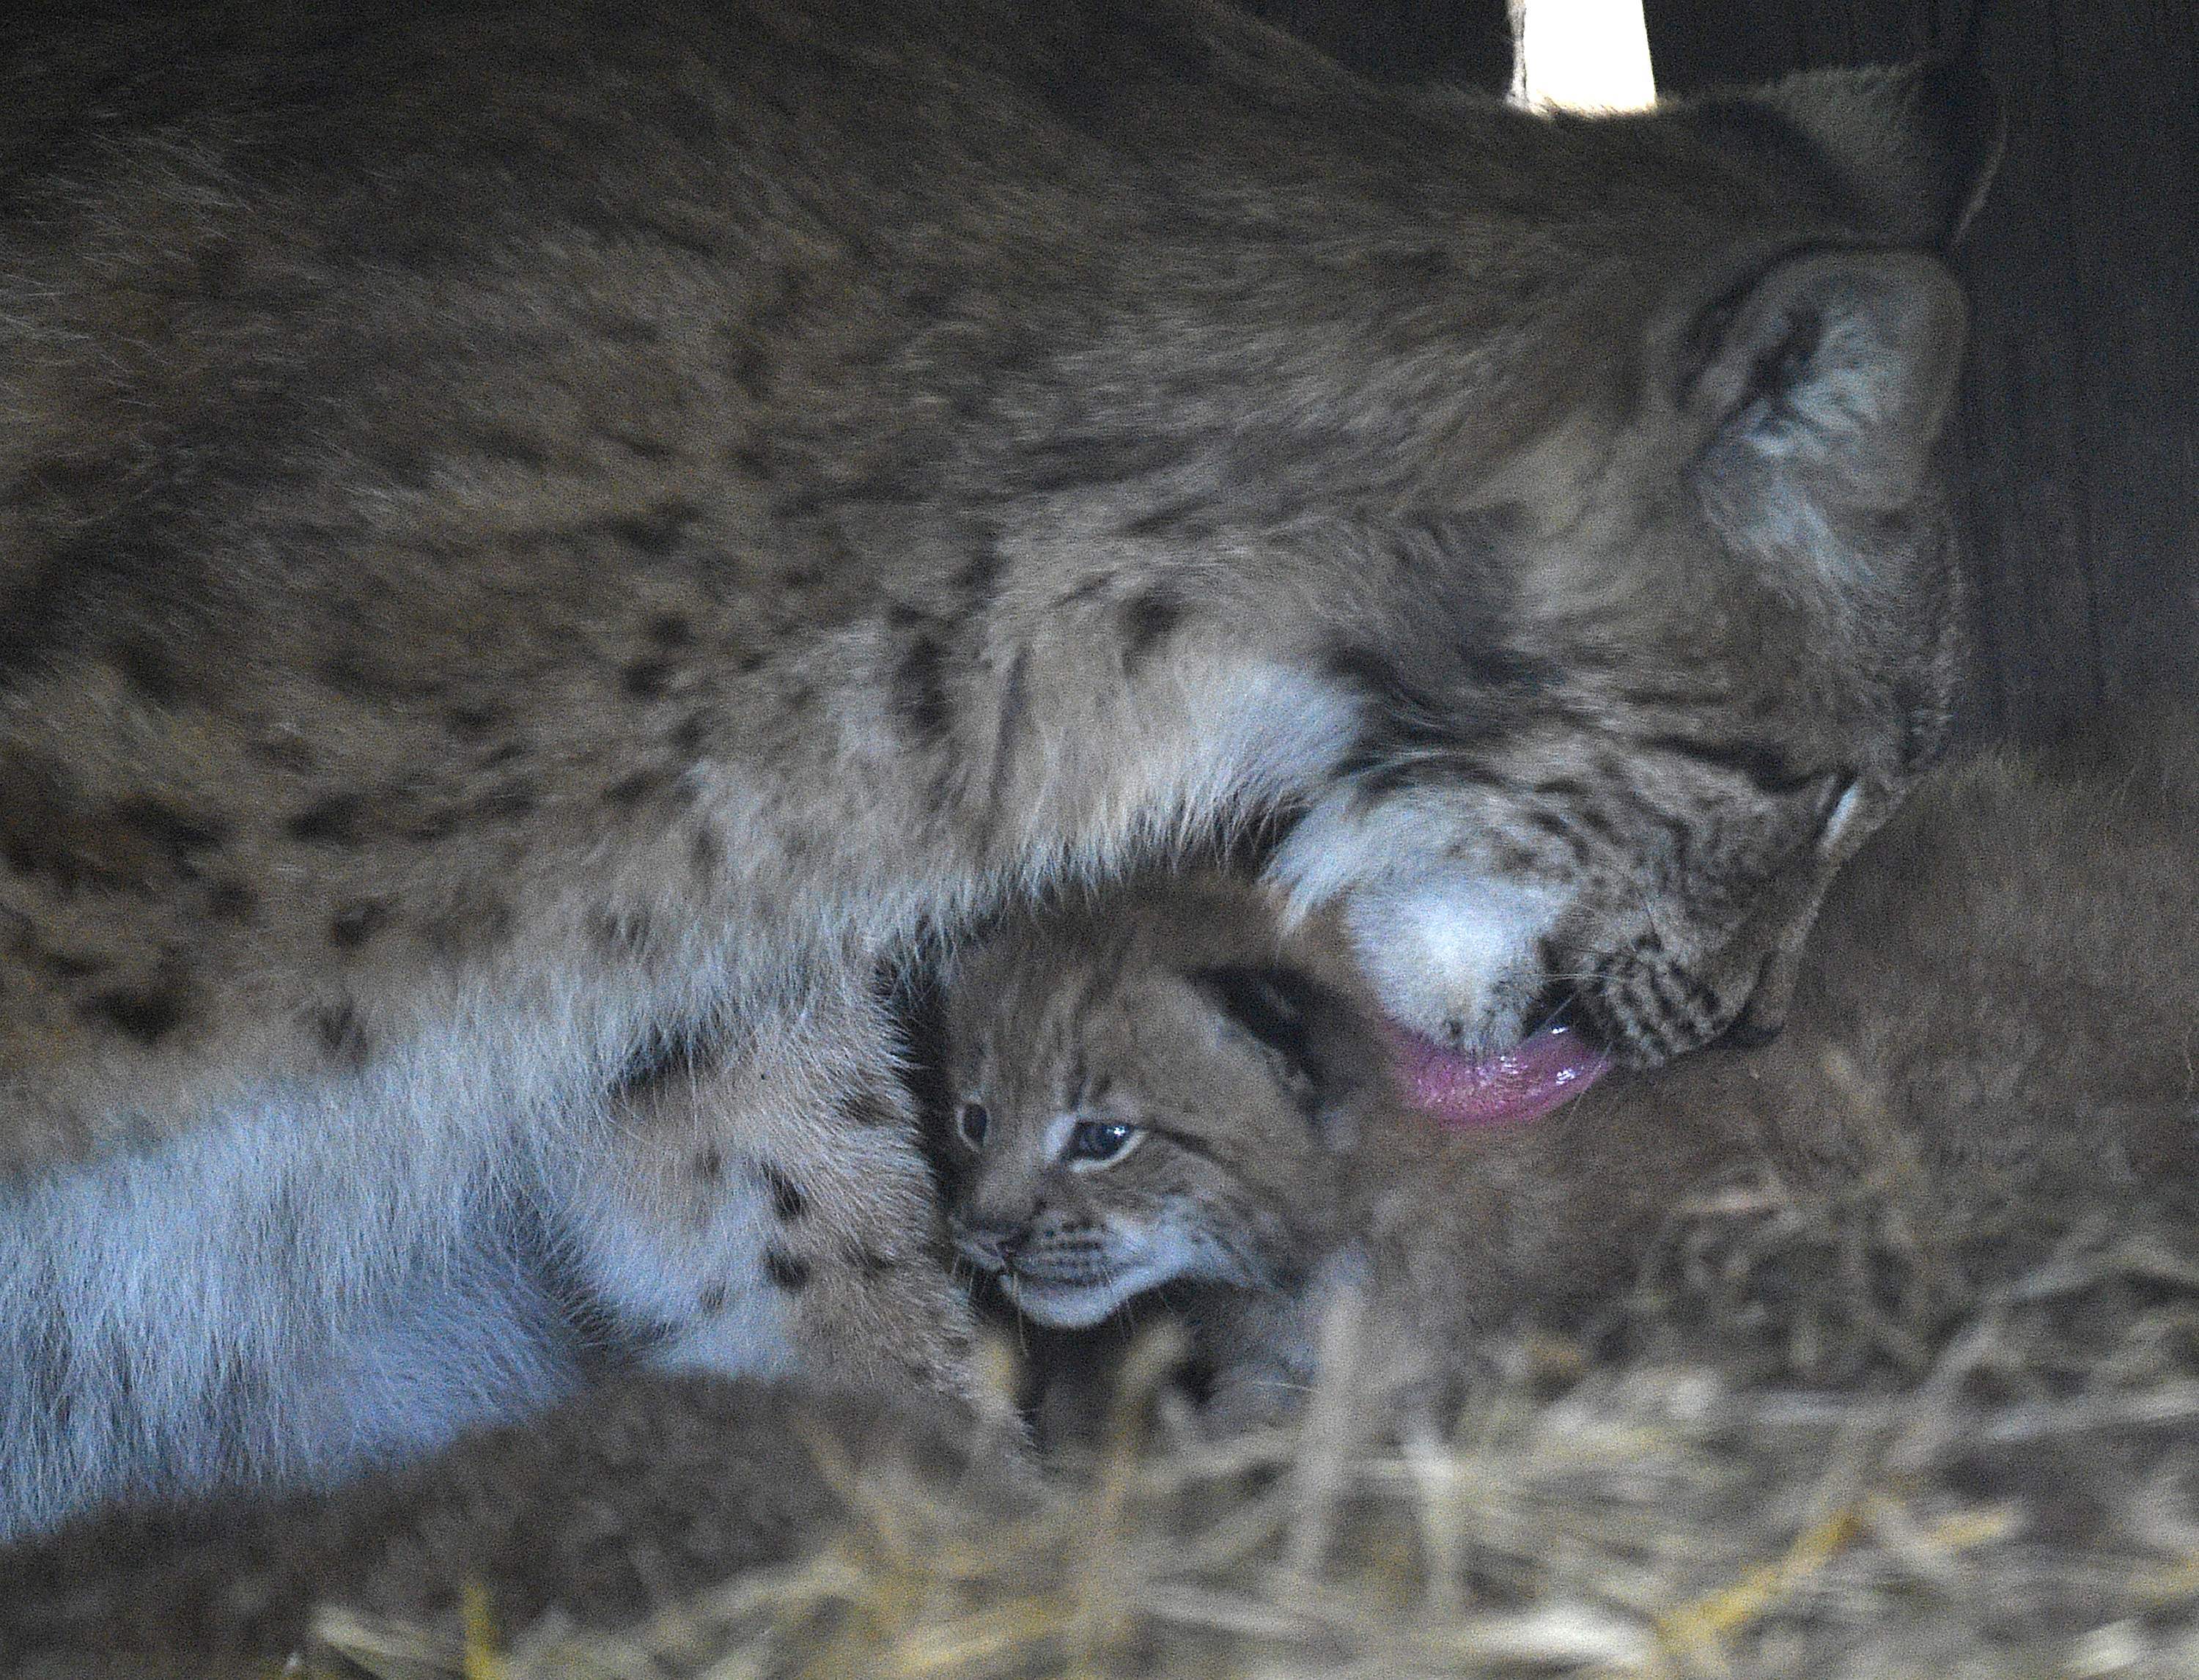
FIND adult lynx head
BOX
[1234,57,2005,1072]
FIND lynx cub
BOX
[943,738,2199,1420]
[1,0,1996,1535]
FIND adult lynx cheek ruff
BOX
[1384,1019,1609,1130]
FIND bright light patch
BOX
[1509,0,1657,113]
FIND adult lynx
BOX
[0,1,1996,1535]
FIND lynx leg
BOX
[553,967,985,1406]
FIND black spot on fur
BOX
[603,769,668,808]
[698,1282,729,1314]
[622,659,674,701]
[730,272,804,401]
[249,732,317,774]
[1118,500,1215,539]
[647,614,694,649]
[602,424,674,457]
[444,703,505,739]
[1120,588,1185,667]
[1535,781,1624,846]
[205,877,259,923]
[460,427,550,470]
[1327,644,1440,734]
[0,524,178,695]
[1528,809,1591,862]
[839,469,933,509]
[605,504,699,556]
[328,901,391,950]
[403,810,462,846]
[0,781,65,884]
[111,799,228,866]
[732,341,773,401]
[83,985,187,1044]
[109,635,184,705]
[670,712,710,756]
[987,645,1030,810]
[1012,432,1183,495]
[1326,633,1544,797]
[954,541,1006,611]
[894,635,953,748]
[287,795,365,847]
[316,651,414,701]
[763,1248,812,1291]
[729,442,774,480]
[770,487,823,523]
[614,1020,720,1100]
[33,946,106,981]
[314,1003,371,1068]
[759,1163,810,1222]
[694,1145,723,1182]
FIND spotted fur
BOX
[0,0,1997,1535]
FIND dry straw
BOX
[308,1166,2199,1680]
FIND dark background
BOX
[1244,0,2198,747]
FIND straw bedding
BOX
[6,1153,2195,1680]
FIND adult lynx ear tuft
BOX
[1665,60,1999,515]
[1747,57,2005,248]
[1685,248,1969,511]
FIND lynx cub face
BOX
[943,885,1388,1330]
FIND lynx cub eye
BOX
[1064,1119,1141,1168]
[956,1101,991,1150]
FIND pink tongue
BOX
[1383,1018,1609,1130]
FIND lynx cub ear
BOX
[1192,965,1322,1080]
[1685,248,1968,512]
[1189,964,1363,1152]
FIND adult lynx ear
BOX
[1683,248,1968,512]
[1695,59,2005,248]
